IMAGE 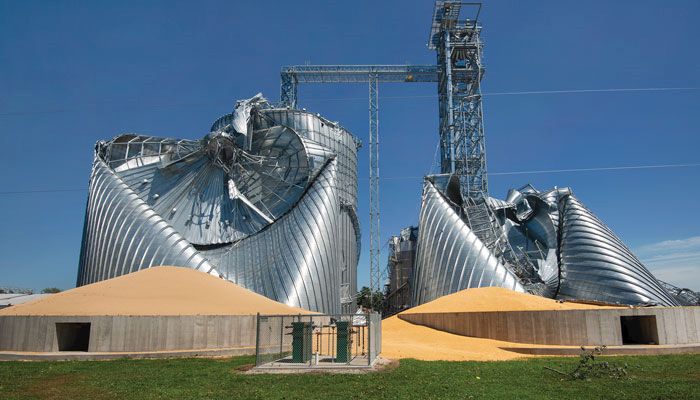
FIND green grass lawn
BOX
[1,354,698,399]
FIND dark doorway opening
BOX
[620,316,658,345]
[56,323,91,351]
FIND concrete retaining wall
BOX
[0,315,257,353]
[398,307,700,346]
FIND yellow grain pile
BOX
[403,286,622,314]
[0,266,311,316]
[381,315,529,361]
[381,287,619,361]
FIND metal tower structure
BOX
[280,65,438,303]
[429,2,540,288]
[368,74,380,301]
[428,2,542,292]
[429,1,486,199]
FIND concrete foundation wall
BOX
[0,315,257,353]
[399,307,700,346]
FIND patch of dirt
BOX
[233,363,255,372]
[374,358,400,372]
[21,373,117,400]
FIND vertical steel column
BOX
[280,70,298,108]
[444,30,456,175]
[368,74,381,302]
[460,27,488,199]
[437,35,451,174]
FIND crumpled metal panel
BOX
[253,109,360,209]
[534,187,571,232]
[505,188,533,221]
[485,196,514,211]
[558,195,680,306]
[230,93,267,136]
[412,180,525,305]
[76,157,216,286]
[77,99,359,313]
[199,159,342,312]
[502,197,559,297]
[108,125,312,246]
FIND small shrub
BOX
[545,346,628,380]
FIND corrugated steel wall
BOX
[412,180,525,305]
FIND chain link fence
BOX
[255,313,381,369]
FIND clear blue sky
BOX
[1,0,699,292]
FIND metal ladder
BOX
[463,199,544,293]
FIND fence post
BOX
[367,312,371,366]
[255,313,260,366]
[279,316,283,358]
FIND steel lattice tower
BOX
[368,74,381,300]
[430,1,487,199]
[430,2,543,289]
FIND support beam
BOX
[281,65,437,88]
[368,74,380,297]
[280,73,298,109]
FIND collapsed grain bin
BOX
[76,94,360,314]
[406,177,694,307]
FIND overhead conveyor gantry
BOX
[279,65,438,300]
[278,2,490,308]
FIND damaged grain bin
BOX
[77,94,361,313]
